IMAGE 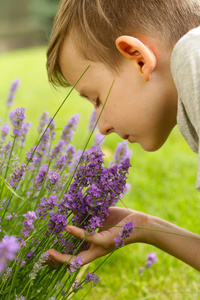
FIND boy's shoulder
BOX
[171,26,200,61]
[171,26,200,87]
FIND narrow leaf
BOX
[0,176,25,200]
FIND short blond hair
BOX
[47,0,200,87]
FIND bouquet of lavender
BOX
[0,79,132,299]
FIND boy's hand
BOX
[47,207,146,266]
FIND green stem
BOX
[0,138,16,201]
[26,65,90,167]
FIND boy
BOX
[46,0,200,270]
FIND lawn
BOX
[0,46,200,299]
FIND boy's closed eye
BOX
[79,92,101,108]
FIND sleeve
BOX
[171,26,200,190]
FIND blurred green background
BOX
[0,1,200,299]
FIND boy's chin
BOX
[139,138,167,152]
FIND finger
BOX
[47,247,100,266]
[66,225,112,247]
[47,249,75,265]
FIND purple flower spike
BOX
[47,171,60,185]
[20,122,32,148]
[2,267,12,282]
[114,221,134,248]
[48,117,56,140]
[85,272,100,287]
[114,237,125,248]
[29,252,49,280]
[68,257,83,275]
[9,162,26,188]
[114,141,132,164]
[9,107,26,138]
[93,132,104,147]
[139,252,157,274]
[0,235,20,273]
[47,212,67,235]
[16,296,25,300]
[27,251,34,260]
[50,140,65,159]
[10,78,20,92]
[119,221,135,240]
[6,78,20,107]
[1,123,10,141]
[21,211,37,237]
[36,195,58,220]
[38,111,49,134]
[61,114,79,144]
[146,252,157,268]
[88,109,97,131]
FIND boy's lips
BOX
[128,136,134,143]
[123,135,129,140]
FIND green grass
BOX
[0,47,200,299]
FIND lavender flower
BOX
[21,211,37,237]
[6,78,20,107]
[68,149,82,173]
[119,221,135,239]
[34,164,48,188]
[2,267,12,282]
[1,123,10,141]
[47,171,60,189]
[61,114,79,144]
[60,147,131,236]
[88,109,97,131]
[16,258,26,266]
[54,155,67,171]
[50,140,65,159]
[114,237,125,248]
[47,212,67,235]
[27,251,34,260]
[10,78,20,92]
[85,272,100,287]
[36,196,58,220]
[110,140,132,168]
[38,111,49,134]
[48,117,56,140]
[20,239,26,247]
[73,282,79,290]
[9,107,25,138]
[16,296,25,300]
[0,235,20,273]
[9,162,26,188]
[114,221,134,248]
[93,132,104,147]
[67,257,83,275]
[7,213,17,220]
[146,252,157,268]
[114,141,132,163]
[25,145,36,163]
[20,122,32,148]
[29,252,49,280]
[139,252,158,275]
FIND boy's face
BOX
[59,35,178,151]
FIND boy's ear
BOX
[115,36,157,81]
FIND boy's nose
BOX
[97,115,114,136]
